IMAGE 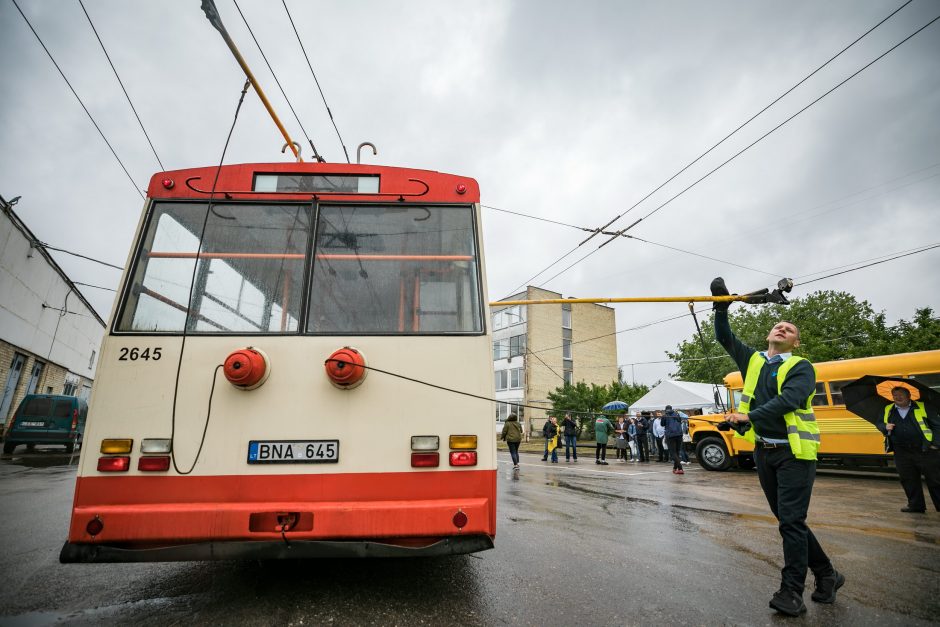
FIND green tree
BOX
[668,290,939,382]
[546,379,649,437]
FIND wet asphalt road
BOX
[0,449,937,626]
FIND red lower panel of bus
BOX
[67,469,496,544]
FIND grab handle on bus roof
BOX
[281,142,302,162]
[357,142,377,164]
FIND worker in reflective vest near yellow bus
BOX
[710,277,844,618]
[880,387,940,513]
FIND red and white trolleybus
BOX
[60,163,496,561]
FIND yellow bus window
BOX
[911,372,940,393]
[812,382,828,406]
[731,389,742,410]
[829,380,852,406]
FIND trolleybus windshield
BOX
[116,202,483,335]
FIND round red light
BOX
[162,178,175,189]
[325,347,367,389]
[86,516,104,536]
[453,510,468,529]
[455,183,467,195]
[223,347,270,390]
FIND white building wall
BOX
[0,207,103,379]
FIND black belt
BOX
[755,440,789,449]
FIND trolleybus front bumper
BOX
[60,534,494,562]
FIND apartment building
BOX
[492,286,617,437]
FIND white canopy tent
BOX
[629,380,721,414]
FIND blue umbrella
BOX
[602,400,629,411]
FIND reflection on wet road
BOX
[0,450,937,625]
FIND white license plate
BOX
[20,421,45,427]
[247,440,339,464]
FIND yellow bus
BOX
[689,349,940,471]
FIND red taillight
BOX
[411,452,440,467]
[449,451,477,466]
[453,510,468,528]
[70,408,78,432]
[86,517,104,536]
[162,177,174,189]
[97,456,130,472]
[138,456,170,471]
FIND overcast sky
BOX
[1,0,938,385]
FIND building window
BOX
[493,339,509,360]
[562,307,572,329]
[496,401,524,421]
[563,359,573,371]
[563,339,572,359]
[492,305,526,330]
[495,368,524,391]
[509,367,523,389]
[509,334,526,358]
[495,370,508,391]
[564,370,573,385]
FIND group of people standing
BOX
[603,408,691,474]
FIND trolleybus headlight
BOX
[100,439,133,454]
[449,451,477,466]
[411,435,439,451]
[141,438,171,454]
[449,435,477,449]
[325,347,367,389]
[97,456,130,472]
[223,347,270,390]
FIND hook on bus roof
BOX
[357,142,377,164]
[281,142,302,162]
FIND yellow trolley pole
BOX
[202,0,302,162]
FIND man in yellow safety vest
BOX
[881,386,940,513]
[711,277,843,617]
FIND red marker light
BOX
[86,517,104,536]
[455,183,467,195]
[411,452,440,467]
[449,451,477,466]
[453,510,468,529]
[223,347,270,390]
[138,456,171,471]
[325,347,367,389]
[162,178,174,189]
[97,456,130,472]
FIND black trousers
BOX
[655,437,666,461]
[754,446,833,593]
[596,443,607,460]
[666,436,683,470]
[636,437,649,461]
[893,446,940,511]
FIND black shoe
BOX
[769,589,806,617]
[541,458,547,462]
[811,570,844,604]
[901,506,926,513]
[599,461,608,465]
[595,460,601,464]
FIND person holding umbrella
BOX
[842,376,940,513]
[710,277,843,617]
[884,386,940,512]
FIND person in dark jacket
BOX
[543,416,560,463]
[878,387,940,512]
[562,413,579,462]
[501,413,523,469]
[712,277,842,617]
[661,406,685,474]
[635,415,650,462]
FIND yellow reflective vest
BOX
[734,352,820,460]
[883,401,933,443]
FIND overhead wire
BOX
[281,0,351,163]
[795,243,940,286]
[78,0,164,171]
[31,241,123,270]
[231,0,322,161]
[504,1,923,295]
[11,0,144,199]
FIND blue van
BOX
[3,395,88,454]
